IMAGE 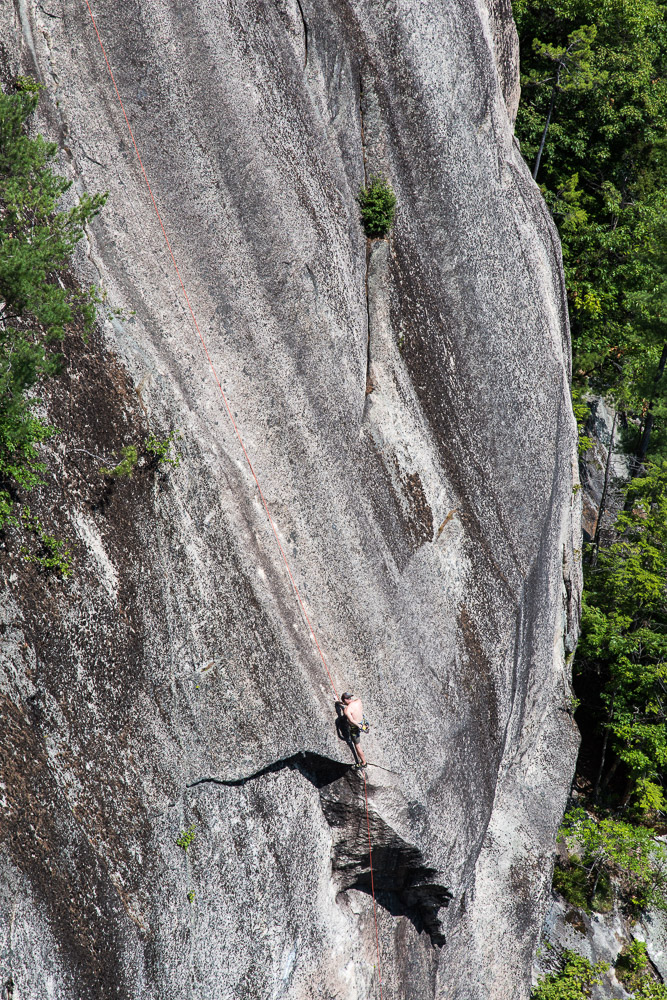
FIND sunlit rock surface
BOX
[536,892,667,1000]
[0,1,581,997]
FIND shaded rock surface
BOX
[0,0,580,997]
[580,396,634,543]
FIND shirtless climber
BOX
[340,691,368,770]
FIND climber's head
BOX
[341,692,353,704]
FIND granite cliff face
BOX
[0,1,581,997]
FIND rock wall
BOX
[0,1,581,997]
[536,892,667,999]
[580,396,635,544]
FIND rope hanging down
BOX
[363,773,384,998]
[81,2,382,992]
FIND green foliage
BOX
[358,175,396,239]
[553,861,595,912]
[578,462,667,814]
[615,940,667,998]
[100,445,138,479]
[526,23,599,99]
[517,0,667,935]
[531,949,608,1000]
[14,76,42,95]
[100,432,183,479]
[0,79,106,523]
[616,940,651,991]
[633,981,667,1000]
[512,0,667,457]
[532,945,667,1000]
[20,507,72,578]
[557,808,667,914]
[145,430,182,468]
[571,385,594,454]
[176,824,196,851]
[0,490,19,530]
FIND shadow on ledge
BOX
[187,750,451,946]
[321,774,452,947]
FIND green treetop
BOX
[578,461,667,814]
[526,24,600,179]
[513,0,667,458]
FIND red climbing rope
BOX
[81,2,382,991]
[82,0,340,703]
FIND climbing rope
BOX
[363,772,384,998]
[82,0,340,703]
[81,2,383,992]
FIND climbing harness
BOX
[81,3,383,996]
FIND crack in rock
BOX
[295,0,308,68]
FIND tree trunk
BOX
[638,341,667,464]
[533,74,560,180]
[590,867,601,905]
[594,692,616,804]
[619,775,634,810]
[601,755,620,791]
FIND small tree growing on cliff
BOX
[358,175,396,238]
[525,24,599,179]
[0,79,107,527]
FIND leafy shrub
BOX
[358,175,396,238]
[615,939,667,998]
[531,949,608,999]
[145,430,182,468]
[0,492,18,530]
[532,944,667,1000]
[100,445,138,479]
[0,79,106,526]
[633,982,667,1000]
[14,75,42,95]
[176,824,196,851]
[553,862,604,914]
[557,808,667,916]
[616,940,651,992]
[20,507,72,578]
